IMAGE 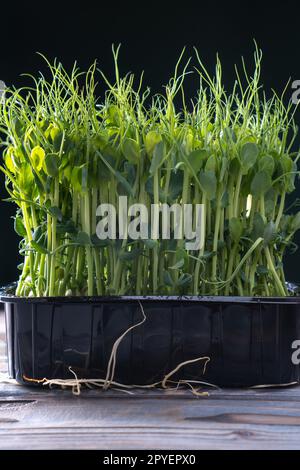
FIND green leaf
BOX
[205,155,217,172]
[263,221,277,246]
[97,154,115,181]
[14,216,27,237]
[221,190,229,208]
[19,163,34,193]
[291,212,300,232]
[175,247,188,262]
[201,251,216,259]
[32,225,43,242]
[122,138,140,164]
[250,171,271,197]
[53,131,64,153]
[124,162,136,186]
[279,214,292,233]
[102,144,119,162]
[49,125,61,144]
[56,219,77,235]
[90,233,110,247]
[149,141,166,175]
[281,155,294,173]
[251,213,265,241]
[257,265,269,275]
[107,104,121,126]
[71,166,82,192]
[76,231,91,245]
[169,258,185,270]
[163,270,174,287]
[30,146,45,172]
[44,199,51,210]
[199,170,217,200]
[240,142,259,174]
[119,248,142,261]
[13,118,24,138]
[145,178,154,197]
[44,153,58,177]
[176,273,193,287]
[167,172,184,201]
[145,131,162,156]
[143,239,158,249]
[48,206,63,222]
[31,240,48,255]
[264,189,276,217]
[229,157,241,177]
[187,148,208,173]
[115,171,134,197]
[229,217,243,243]
[258,155,274,174]
[280,156,297,193]
[33,172,45,194]
[5,150,16,173]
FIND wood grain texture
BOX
[1,308,300,450]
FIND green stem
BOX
[212,189,221,292]
[152,170,160,293]
[222,237,264,288]
[84,192,94,296]
[233,170,242,217]
[264,246,286,296]
[93,248,103,295]
[193,193,206,294]
[225,243,238,295]
[21,201,36,296]
[275,193,285,229]
[49,179,59,296]
[260,194,266,223]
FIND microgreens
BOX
[1,46,300,297]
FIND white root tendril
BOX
[103,300,147,390]
[20,301,214,396]
[161,356,210,389]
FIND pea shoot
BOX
[1,46,300,297]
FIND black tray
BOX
[1,292,300,387]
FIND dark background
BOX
[1,0,300,286]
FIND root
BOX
[34,356,214,397]
[250,382,299,389]
[20,300,213,396]
[103,300,147,390]
[161,356,210,389]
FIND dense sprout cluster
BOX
[0,47,300,297]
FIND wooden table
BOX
[1,310,300,450]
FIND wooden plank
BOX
[0,425,300,450]
[2,380,300,402]
[0,387,300,449]
[0,414,300,449]
[1,308,300,450]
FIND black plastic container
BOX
[1,293,300,387]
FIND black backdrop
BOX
[1,0,300,286]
